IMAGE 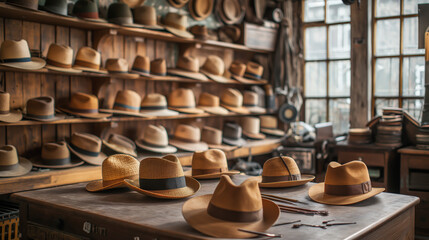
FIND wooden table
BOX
[12,176,419,240]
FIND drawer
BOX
[416,203,429,231]
[338,151,385,167]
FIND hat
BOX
[102,133,137,157]
[220,88,250,114]
[72,0,106,22]
[68,132,107,165]
[244,62,264,81]
[219,25,241,43]
[222,122,247,146]
[133,6,164,31]
[40,0,68,16]
[257,156,315,188]
[241,117,266,140]
[189,0,214,21]
[162,13,194,39]
[100,90,147,118]
[24,96,65,122]
[228,61,262,84]
[136,125,177,154]
[0,145,32,177]
[105,58,139,79]
[86,154,140,192]
[200,56,237,84]
[197,92,229,115]
[45,44,82,73]
[122,0,145,8]
[309,161,385,205]
[31,141,84,169]
[185,149,239,179]
[170,124,209,152]
[0,92,22,123]
[130,55,151,77]
[73,47,107,74]
[6,0,38,11]
[107,2,140,28]
[168,56,209,82]
[182,175,279,238]
[124,155,200,199]
[140,93,179,117]
[201,126,237,151]
[168,88,205,114]
[189,25,210,40]
[168,0,189,8]
[58,92,111,119]
[150,59,167,77]
[0,40,46,70]
[215,0,245,25]
[260,115,285,137]
[243,91,266,114]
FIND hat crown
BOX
[143,124,169,146]
[221,88,243,107]
[106,58,129,73]
[0,145,19,166]
[113,90,141,113]
[151,58,166,75]
[139,155,184,179]
[164,12,188,30]
[260,115,277,129]
[106,133,136,150]
[42,141,70,160]
[71,132,102,153]
[0,92,10,113]
[243,91,259,105]
[198,92,219,107]
[324,161,371,186]
[73,0,98,16]
[141,93,167,107]
[74,47,101,69]
[6,0,38,10]
[245,62,263,79]
[190,25,208,35]
[223,123,242,139]
[168,88,196,108]
[201,55,224,76]
[102,154,139,181]
[177,56,199,72]
[192,149,227,169]
[107,2,132,19]
[242,117,261,134]
[26,96,55,117]
[174,124,201,142]
[201,126,222,145]
[69,92,99,111]
[47,44,74,67]
[229,61,246,77]
[132,55,150,72]
[0,40,31,61]
[134,6,157,26]
[262,156,301,177]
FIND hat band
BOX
[140,105,167,110]
[140,139,168,148]
[174,136,199,143]
[109,70,129,74]
[26,113,55,119]
[68,107,99,114]
[74,60,100,70]
[70,143,100,157]
[41,157,71,166]
[76,12,99,19]
[223,134,240,140]
[1,57,31,63]
[132,66,150,74]
[0,110,10,114]
[170,105,196,108]
[244,72,262,79]
[261,174,301,183]
[231,72,244,78]
[114,102,140,111]
[151,72,167,76]
[47,58,72,69]
[207,202,263,223]
[325,180,372,196]
[139,176,186,190]
[165,21,187,31]
[0,163,19,171]
[243,103,257,107]
[192,167,227,175]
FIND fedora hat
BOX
[102,133,137,157]
[257,156,315,188]
[68,132,107,165]
[72,0,106,22]
[40,0,68,16]
[185,149,239,179]
[73,47,107,74]
[200,56,237,84]
[45,44,82,73]
[243,91,266,114]
[215,0,245,25]
[168,56,209,82]
[135,125,177,154]
[131,55,151,77]
[31,141,84,169]
[170,124,209,152]
[24,96,65,122]
[260,115,285,137]
[6,0,38,11]
[107,2,140,28]
[228,61,261,84]
[140,93,178,117]
[0,145,32,177]
[309,161,385,205]
[86,154,140,192]
[220,88,250,114]
[133,6,164,31]
[197,92,229,115]
[189,25,210,40]
[189,0,214,21]
[150,59,167,77]
[168,88,205,114]
[100,90,147,118]
[124,155,200,199]
[0,40,46,70]
[162,13,194,39]
[105,58,139,79]
[244,62,264,81]
[241,116,266,140]
[201,126,237,151]
[59,92,111,119]
[182,175,279,238]
[168,0,189,8]
[0,92,22,123]
[222,122,247,146]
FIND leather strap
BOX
[131,67,150,74]
[244,71,262,79]
[140,105,167,110]
[26,113,55,119]
[192,168,227,175]
[261,174,301,183]
[69,143,100,157]
[74,60,100,70]
[1,57,31,63]
[0,164,18,171]
[114,102,140,111]
[151,72,167,76]
[325,181,372,196]
[207,202,263,222]
[139,176,186,190]
[41,157,71,166]
[47,59,72,68]
[220,100,239,108]
[173,136,199,143]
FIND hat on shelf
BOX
[102,133,137,157]
[107,2,140,28]
[133,6,164,31]
[170,124,209,152]
[73,47,107,74]
[162,13,194,39]
[227,61,262,84]
[40,0,68,16]
[45,44,82,73]
[200,55,237,84]
[184,149,239,179]
[121,0,146,8]
[135,124,177,154]
[131,55,151,77]
[182,175,279,238]
[140,93,179,117]
[100,90,148,118]
[105,58,139,79]
[24,96,65,122]
[68,132,107,165]
[201,126,237,152]
[168,56,209,81]
[215,0,245,25]
[85,154,140,192]
[222,122,247,147]
[243,91,265,114]
[168,88,205,114]
[188,0,214,21]
[218,25,241,43]
[348,128,372,145]
[197,92,229,115]
[260,115,285,137]
[0,145,32,177]
[0,39,46,70]
[124,154,201,199]
[189,25,210,40]
[0,92,22,123]
[58,92,112,119]
[220,88,250,114]
[6,0,39,11]
[31,141,84,169]
[168,0,189,8]
[150,59,167,77]
[244,62,264,81]
[72,0,106,22]
[308,161,385,205]
[241,116,265,140]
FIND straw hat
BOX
[105,58,139,79]
[168,88,204,114]
[257,156,315,188]
[215,0,245,25]
[86,154,140,192]
[222,122,247,146]
[241,117,266,140]
[150,59,167,77]
[170,124,208,152]
[200,55,237,84]
[100,90,148,118]
[220,88,250,114]
[0,92,22,123]
[0,145,32,177]
[40,0,68,16]
[188,0,214,21]
[133,6,164,31]
[68,132,107,165]
[260,115,285,137]
[135,125,177,154]
[168,56,209,82]
[162,13,194,39]
[182,175,279,238]
[168,0,189,9]
[0,40,46,70]
[58,92,111,119]
[124,155,200,199]
[72,0,106,22]
[228,61,262,84]
[6,0,39,11]
[189,25,210,40]
[309,161,385,205]
[184,149,239,179]
[201,126,237,151]
[197,92,229,115]
[140,93,179,117]
[244,62,264,81]
[24,96,65,122]
[73,47,107,74]
[107,2,140,28]
[45,44,82,73]
[243,91,265,114]
[31,141,84,169]
[102,133,137,157]
[131,55,151,77]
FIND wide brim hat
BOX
[0,156,32,177]
[73,65,108,74]
[168,68,209,82]
[169,139,208,152]
[102,140,137,157]
[230,73,265,84]
[168,106,205,114]
[245,106,266,114]
[99,108,148,118]
[39,4,69,17]
[256,174,315,188]
[184,169,239,179]
[108,72,140,79]
[188,0,214,21]
[0,110,22,123]
[260,128,285,137]
[6,1,39,11]
[242,131,265,140]
[23,112,66,122]
[67,143,107,165]
[197,105,229,115]
[0,57,46,70]
[221,104,250,115]
[135,139,178,154]
[207,144,238,152]
[223,136,246,147]
[182,194,279,238]
[45,64,83,74]
[164,26,194,39]
[200,69,238,84]
[86,179,130,192]
[139,109,179,117]
[215,0,245,25]
[31,156,84,169]
[58,107,112,119]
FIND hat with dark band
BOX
[0,145,32,177]
[105,58,139,79]
[0,40,46,70]
[24,96,65,122]
[45,44,82,73]
[168,88,205,114]
[73,47,107,74]
[68,132,107,165]
[220,88,250,114]
[184,149,239,179]
[135,125,177,154]
[222,122,247,147]
[100,90,148,118]
[201,126,237,152]
[72,0,106,22]
[102,133,137,157]
[31,141,84,169]
[140,93,179,117]
[58,92,111,119]
[170,124,209,152]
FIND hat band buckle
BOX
[207,202,263,223]
[324,181,372,196]
[139,176,186,190]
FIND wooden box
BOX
[239,22,278,51]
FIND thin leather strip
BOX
[244,71,262,79]
[220,100,240,108]
[1,57,31,63]
[0,163,19,171]
[113,102,140,111]
[170,105,195,108]
[25,113,55,119]
[261,174,301,183]
[192,168,227,175]
[41,157,71,166]
[74,60,100,70]
[47,59,72,68]
[131,67,150,74]
[76,12,99,19]
[109,70,129,74]
[69,143,100,157]
[139,176,186,190]
[151,72,167,76]
[165,21,187,31]
[207,202,263,222]
[139,139,168,148]
[325,181,372,196]
[140,105,167,110]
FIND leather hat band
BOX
[0,110,10,114]
[1,57,31,63]
[261,174,301,183]
[140,105,167,110]
[70,143,100,157]
[140,139,168,148]
[192,168,227,176]
[174,136,199,143]
[47,58,72,69]
[139,176,186,190]
[26,113,55,119]
[325,181,372,196]
[114,102,140,111]
[131,67,150,74]
[207,202,263,222]
[0,163,18,171]
[41,157,71,166]
[74,59,100,70]
[244,72,261,79]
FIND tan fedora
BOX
[162,12,194,39]
[168,88,205,114]
[31,141,84,169]
[201,126,237,151]
[168,0,189,8]
[197,92,229,115]
[0,40,46,70]
[189,0,214,21]
[241,116,266,140]
[86,154,140,192]
[244,62,264,81]
[200,55,238,84]
[102,133,137,157]
[133,6,164,31]
[0,145,32,177]
[59,92,111,119]
[0,92,22,123]
[168,56,209,82]
[309,161,385,205]
[6,0,39,11]
[257,156,315,188]
[24,96,65,122]
[150,58,167,77]
[135,125,177,154]
[140,93,179,117]
[131,55,151,77]
[170,124,209,152]
[217,0,246,25]
[184,149,239,179]
[124,155,200,199]
[220,88,250,114]
[260,115,285,137]
[228,61,262,84]
[73,47,107,74]
[189,25,210,40]
[243,91,266,114]
[68,132,107,165]
[182,175,280,238]
[100,90,148,118]
[105,58,139,79]
[45,43,82,73]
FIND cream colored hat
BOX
[0,39,46,70]
[201,126,237,152]
[45,43,82,73]
[68,132,107,165]
[197,92,229,115]
[168,88,205,114]
[184,149,239,179]
[168,56,209,82]
[170,124,209,152]
[243,91,265,114]
[0,92,22,123]
[102,133,137,157]
[241,117,265,140]
[220,88,250,114]
[260,115,285,137]
[140,93,179,117]
[100,90,148,118]
[73,46,107,74]
[106,58,139,79]
[0,145,32,177]
[162,12,194,39]
[200,55,237,84]
[135,125,177,154]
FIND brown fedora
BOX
[102,133,137,157]
[6,0,38,11]
[0,145,32,177]
[197,92,229,115]
[68,132,107,165]
[105,58,139,79]
[243,91,266,114]
[201,126,237,151]
[124,155,200,199]
[100,90,148,118]
[244,62,264,81]
[182,175,279,238]
[227,61,261,84]
[31,141,84,169]
[215,0,245,25]
[24,96,65,122]
[58,92,111,119]
[222,122,247,146]
[241,116,266,140]
[135,124,177,154]
[168,0,189,8]
[162,12,194,39]
[168,56,209,82]
[189,25,210,40]
[45,44,82,73]
[73,47,107,74]
[131,55,151,77]
[0,40,46,70]
[200,55,238,84]
[309,161,385,205]
[122,0,145,8]
[220,88,250,114]
[170,124,209,152]
[184,149,239,179]
[140,93,179,117]
[189,0,214,21]
[260,115,285,137]
[168,88,205,114]
[0,92,22,123]
[107,2,140,28]
[133,6,164,31]
[86,154,140,192]
[150,58,167,77]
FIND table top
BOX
[12,175,420,240]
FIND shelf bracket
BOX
[93,29,118,52]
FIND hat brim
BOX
[168,107,205,114]
[0,156,32,177]
[164,26,194,39]
[243,131,266,140]
[6,2,39,11]
[0,57,46,70]
[135,139,178,154]
[260,128,285,137]
[0,110,23,123]
[139,109,179,117]
[308,182,385,205]
[67,143,107,165]
[216,0,245,25]
[207,144,238,152]
[45,64,83,73]
[182,194,280,238]
[221,104,250,114]
[39,6,69,17]
[102,141,137,157]
[85,179,130,192]
[189,0,213,21]
[184,169,240,179]
[23,114,66,122]
[257,174,315,188]
[58,106,112,119]
[197,106,229,115]
[128,23,165,31]
[245,106,266,114]
[79,17,108,23]
[201,70,238,84]
[108,72,140,79]
[222,137,246,147]
[231,74,264,84]
[99,109,149,118]
[30,157,84,169]
[168,68,209,82]
[73,65,108,74]
[124,177,200,199]
[169,139,208,152]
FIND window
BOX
[303,0,351,135]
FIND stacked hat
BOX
[197,92,229,115]
[185,149,239,179]
[348,128,372,144]
[168,88,204,114]
[68,132,107,165]
[105,58,139,79]
[24,96,65,122]
[170,124,208,152]
[375,108,403,148]
[140,93,178,117]
[188,0,214,21]
[243,91,265,114]
[241,116,265,140]
[200,55,237,84]
[100,90,147,118]
[102,133,137,157]
[58,92,111,119]
[222,122,246,146]
[135,125,177,154]
[416,128,429,150]
[72,0,106,22]
[0,92,22,123]
[168,56,209,81]
[201,126,237,151]
[162,13,194,39]
[45,44,82,73]
[73,47,107,74]
[31,141,83,169]
[220,88,250,114]
[133,6,164,31]
[0,145,32,177]
[260,115,285,137]
[0,40,46,70]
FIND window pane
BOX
[375,58,400,96]
[326,0,350,23]
[376,0,400,17]
[403,17,424,54]
[329,60,351,97]
[404,0,429,14]
[403,57,425,96]
[375,99,399,116]
[376,19,400,56]
[305,27,327,60]
[305,62,327,97]
[329,98,350,135]
[305,99,327,125]
[328,24,351,59]
[304,0,325,22]
[403,99,424,121]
